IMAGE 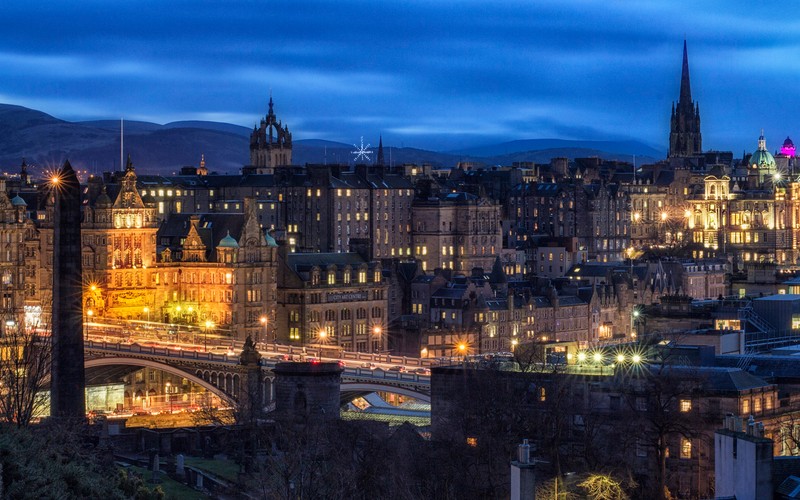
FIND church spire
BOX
[668,40,702,158]
[377,135,385,166]
[679,39,692,105]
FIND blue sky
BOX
[1,0,798,152]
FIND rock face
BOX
[50,160,85,419]
[272,362,343,421]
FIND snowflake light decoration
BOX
[351,136,373,163]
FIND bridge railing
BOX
[342,367,429,383]
[85,340,239,364]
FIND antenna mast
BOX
[120,118,124,172]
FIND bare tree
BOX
[0,317,51,427]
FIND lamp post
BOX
[632,308,640,339]
[204,319,213,353]
[259,315,267,346]
[373,325,382,353]
[85,309,93,340]
[143,306,150,322]
[165,381,172,413]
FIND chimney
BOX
[510,439,536,500]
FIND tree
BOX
[0,318,51,427]
[611,349,706,499]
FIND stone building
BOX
[276,248,388,352]
[154,198,279,341]
[412,191,502,273]
[244,96,292,175]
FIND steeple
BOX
[679,40,692,105]
[377,135,385,166]
[668,40,702,158]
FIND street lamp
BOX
[373,325,382,352]
[259,315,267,345]
[165,381,172,413]
[204,319,214,352]
[143,306,150,322]
[85,309,93,340]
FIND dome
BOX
[95,186,112,207]
[751,149,776,168]
[264,230,278,247]
[781,136,796,157]
[10,195,26,207]
[751,132,776,169]
[217,230,239,248]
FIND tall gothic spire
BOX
[377,135,385,166]
[668,40,702,158]
[679,40,692,105]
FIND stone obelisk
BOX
[50,160,85,419]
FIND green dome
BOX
[217,230,239,248]
[10,195,26,207]
[751,149,776,168]
[752,133,776,169]
[264,230,278,247]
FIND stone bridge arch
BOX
[84,357,236,405]
[340,382,430,403]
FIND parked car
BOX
[388,365,407,373]
[411,367,431,375]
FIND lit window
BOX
[680,399,692,412]
[742,399,750,415]
[680,438,692,459]
[466,437,477,447]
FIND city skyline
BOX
[1,1,798,153]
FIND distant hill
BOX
[0,103,663,176]
[451,139,664,161]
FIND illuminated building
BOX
[412,191,502,273]
[81,157,158,318]
[155,199,278,340]
[687,133,796,268]
[276,248,387,352]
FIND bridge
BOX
[84,340,431,409]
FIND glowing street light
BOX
[632,354,642,364]
[616,353,625,363]
[577,352,587,363]
[143,306,150,322]
[260,315,268,344]
[592,352,602,363]
[165,381,173,413]
[203,319,214,352]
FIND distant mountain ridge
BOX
[0,103,662,175]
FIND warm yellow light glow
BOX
[458,343,467,352]
[684,209,691,218]
[616,353,625,363]
[632,354,642,364]
[260,315,267,324]
[660,212,668,221]
[373,326,382,335]
[205,320,214,329]
[90,284,97,291]
[143,307,149,314]
[51,175,60,185]
[593,352,602,363]
[319,329,327,339]
[577,352,587,362]
[87,309,93,318]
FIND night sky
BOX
[1,1,797,153]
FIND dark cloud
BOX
[0,0,797,152]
